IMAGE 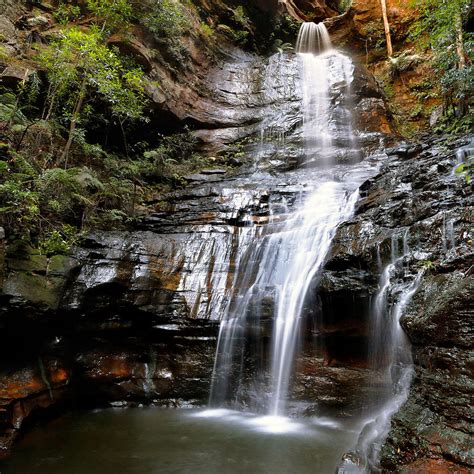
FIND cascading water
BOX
[340,234,422,472]
[2,19,432,474]
[269,183,360,415]
[210,23,370,418]
[297,23,358,165]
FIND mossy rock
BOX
[3,272,62,308]
[7,254,48,273]
[48,255,77,276]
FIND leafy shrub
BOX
[200,22,214,38]
[39,225,78,256]
[141,0,189,40]
[54,2,81,24]
[0,93,28,125]
[455,157,474,183]
[0,153,40,239]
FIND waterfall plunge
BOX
[210,23,367,416]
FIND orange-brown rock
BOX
[0,360,71,460]
[326,0,417,57]
[279,0,337,22]
[402,459,471,474]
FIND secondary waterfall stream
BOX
[341,233,422,472]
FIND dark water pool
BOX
[1,408,364,474]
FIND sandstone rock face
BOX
[381,258,473,470]
[0,1,27,22]
[326,0,416,54]
[0,358,71,460]
[325,0,441,132]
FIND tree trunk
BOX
[455,10,466,69]
[119,117,137,216]
[380,0,393,58]
[61,79,87,167]
[454,9,467,116]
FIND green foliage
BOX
[141,0,189,40]
[0,142,143,241]
[410,78,439,101]
[54,2,81,25]
[455,157,474,183]
[39,28,146,122]
[233,6,249,27]
[0,44,10,62]
[0,92,28,125]
[421,259,434,270]
[0,152,40,239]
[272,39,293,54]
[39,225,78,256]
[230,29,249,46]
[266,15,300,54]
[433,109,474,135]
[200,22,214,38]
[142,129,202,181]
[409,104,423,119]
[37,26,147,162]
[440,65,473,108]
[227,5,251,46]
[87,0,133,34]
[409,0,473,116]
[216,24,249,46]
[38,167,102,217]
[335,0,352,13]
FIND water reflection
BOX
[2,408,366,474]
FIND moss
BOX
[7,253,47,273]
[3,272,62,307]
[48,255,77,276]
[216,24,249,46]
[410,104,424,119]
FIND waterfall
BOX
[297,23,359,165]
[269,184,360,415]
[210,23,369,416]
[442,213,456,253]
[295,22,331,54]
[341,236,422,472]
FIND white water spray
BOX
[210,23,368,416]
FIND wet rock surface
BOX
[324,134,473,471]
[0,135,472,467]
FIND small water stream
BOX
[342,234,422,472]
